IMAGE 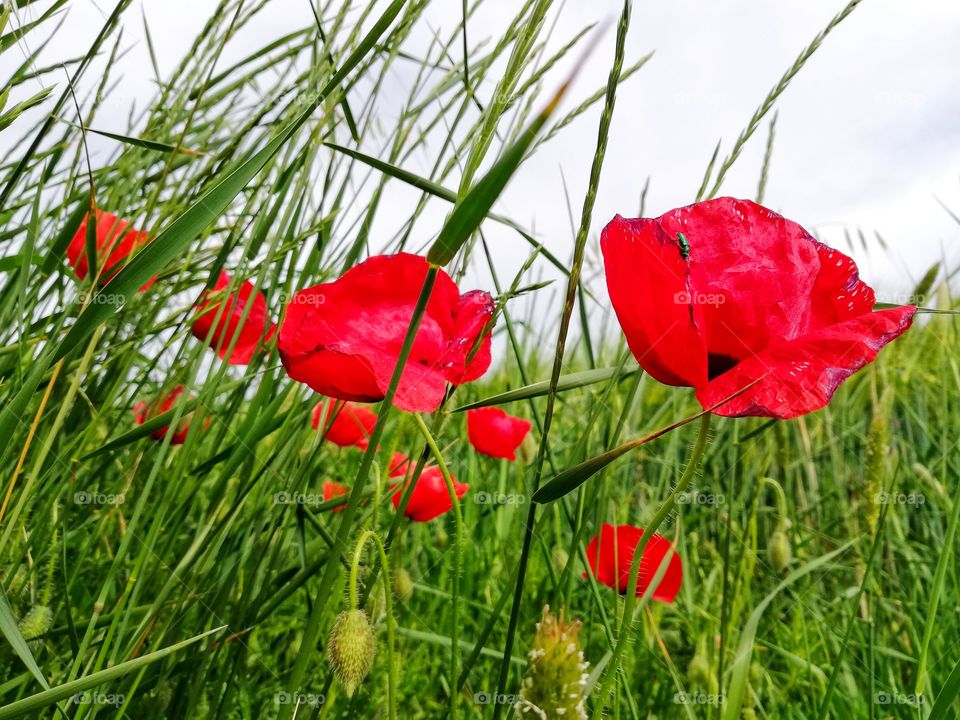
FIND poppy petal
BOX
[67,210,155,289]
[312,399,378,447]
[601,214,708,388]
[466,407,531,461]
[584,524,682,603]
[278,253,494,413]
[696,304,916,418]
[191,272,273,365]
[391,466,469,522]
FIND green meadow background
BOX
[0,1,958,718]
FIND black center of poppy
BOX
[707,353,739,380]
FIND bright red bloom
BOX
[466,407,531,460]
[311,398,377,448]
[66,210,155,288]
[601,198,916,418]
[322,481,349,512]
[133,385,196,445]
[584,524,682,603]
[391,466,469,522]
[191,271,274,365]
[278,253,495,413]
[388,452,412,477]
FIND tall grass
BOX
[0,1,959,719]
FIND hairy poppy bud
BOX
[393,568,414,602]
[551,547,569,575]
[19,605,53,641]
[515,606,588,719]
[434,527,449,548]
[767,530,792,573]
[327,609,375,697]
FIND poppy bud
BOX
[434,527,449,548]
[515,606,588,719]
[686,653,711,687]
[392,568,414,602]
[551,547,569,575]
[19,605,53,641]
[767,530,792,573]
[327,609,375,697]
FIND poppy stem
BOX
[590,413,712,719]
[281,265,438,716]
[348,531,397,720]
[412,412,464,720]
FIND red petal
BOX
[134,385,194,445]
[323,481,349,513]
[191,272,272,365]
[601,215,708,388]
[312,399,377,447]
[278,253,493,412]
[67,210,154,289]
[657,198,822,363]
[583,524,682,603]
[697,305,916,418]
[466,407,531,461]
[391,466,469,522]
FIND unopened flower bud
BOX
[393,568,414,602]
[767,530,792,573]
[327,609,375,697]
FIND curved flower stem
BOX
[282,265,438,715]
[590,413,712,719]
[348,530,397,720]
[412,412,464,720]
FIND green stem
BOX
[280,265,438,719]
[590,413,712,719]
[491,7,631,716]
[412,413,464,720]
[348,530,397,720]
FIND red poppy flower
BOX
[312,398,377,448]
[391,466,469,522]
[584,524,682,603]
[388,452,412,477]
[66,210,155,289]
[133,385,196,445]
[466,407,531,461]
[191,271,274,365]
[601,198,916,419]
[323,481,349,512]
[278,253,495,413]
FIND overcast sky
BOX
[5,0,960,314]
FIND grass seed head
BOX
[515,606,588,720]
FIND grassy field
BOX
[1,1,959,718]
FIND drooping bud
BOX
[393,568,414,602]
[327,609,375,697]
[434,527,449,549]
[766,530,792,573]
[551,547,569,575]
[19,605,53,641]
[515,606,588,719]
[686,652,711,687]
